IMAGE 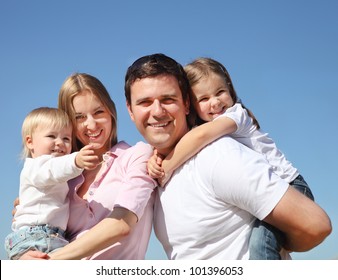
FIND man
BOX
[125,53,331,259]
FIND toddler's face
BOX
[27,125,72,158]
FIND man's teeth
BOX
[151,122,168,127]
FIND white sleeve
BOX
[210,138,288,220]
[215,103,254,135]
[24,153,83,188]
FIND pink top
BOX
[66,141,157,259]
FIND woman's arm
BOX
[161,116,237,178]
[49,207,137,260]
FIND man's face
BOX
[127,74,190,156]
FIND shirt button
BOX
[90,213,94,218]
[89,191,94,195]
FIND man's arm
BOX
[264,186,332,252]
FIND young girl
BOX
[147,57,314,260]
[5,107,98,259]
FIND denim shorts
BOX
[4,224,69,260]
[249,173,314,259]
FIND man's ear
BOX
[126,102,135,121]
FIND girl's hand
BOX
[147,149,164,179]
[158,170,173,187]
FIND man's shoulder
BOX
[202,135,243,152]
[195,136,256,164]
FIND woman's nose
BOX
[84,115,96,129]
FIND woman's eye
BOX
[75,115,85,121]
[95,110,105,115]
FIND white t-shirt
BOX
[12,153,83,231]
[219,103,298,182]
[154,136,289,259]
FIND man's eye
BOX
[162,98,176,104]
[137,100,151,106]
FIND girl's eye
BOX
[198,97,208,102]
[47,135,56,139]
[217,89,229,96]
[63,137,71,143]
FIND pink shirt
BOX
[66,141,157,259]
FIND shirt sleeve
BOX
[24,153,83,188]
[209,138,288,220]
[215,103,254,135]
[114,142,157,220]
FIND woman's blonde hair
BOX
[58,73,118,151]
[184,57,260,129]
[21,107,72,158]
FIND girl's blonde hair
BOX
[21,107,72,158]
[58,73,118,151]
[184,57,260,129]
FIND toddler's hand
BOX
[75,144,101,170]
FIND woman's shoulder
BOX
[129,141,153,154]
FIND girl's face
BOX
[26,125,72,158]
[72,90,112,155]
[191,72,234,122]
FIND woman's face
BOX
[72,90,112,155]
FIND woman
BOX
[19,73,157,259]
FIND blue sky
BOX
[1,0,337,260]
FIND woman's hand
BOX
[12,197,20,221]
[19,250,50,260]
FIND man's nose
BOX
[151,100,166,116]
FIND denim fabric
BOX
[290,174,314,201]
[4,224,69,260]
[249,174,314,259]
